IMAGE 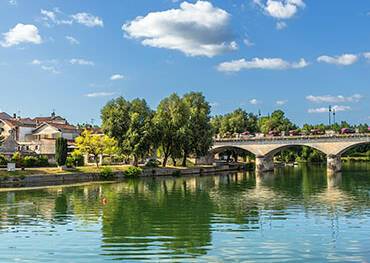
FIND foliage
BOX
[0,154,8,166]
[101,97,153,166]
[124,166,142,178]
[153,93,189,167]
[75,129,117,167]
[55,137,68,166]
[23,156,38,167]
[145,158,160,168]
[171,170,182,177]
[211,108,258,136]
[258,110,297,134]
[180,92,214,166]
[71,150,85,166]
[100,167,114,179]
[11,152,23,167]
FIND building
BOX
[0,112,79,162]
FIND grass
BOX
[0,165,132,178]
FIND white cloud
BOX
[317,54,358,66]
[66,36,79,45]
[110,74,124,80]
[306,94,363,103]
[217,57,308,72]
[122,1,237,57]
[85,92,115,98]
[255,0,305,19]
[249,99,261,105]
[71,13,103,27]
[308,105,351,113]
[9,0,17,5]
[243,38,254,47]
[210,102,219,107]
[276,21,287,30]
[276,100,288,105]
[40,9,73,26]
[1,24,42,47]
[70,58,94,66]
[40,9,102,28]
[363,52,370,60]
[31,59,60,74]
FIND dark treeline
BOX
[99,93,369,166]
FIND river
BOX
[0,163,369,262]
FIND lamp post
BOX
[328,105,332,126]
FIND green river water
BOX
[0,164,369,262]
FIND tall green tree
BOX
[181,92,213,166]
[101,97,153,166]
[153,93,189,167]
[258,110,296,134]
[55,137,68,166]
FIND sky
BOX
[0,0,369,126]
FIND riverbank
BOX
[0,163,248,188]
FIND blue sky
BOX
[0,0,369,125]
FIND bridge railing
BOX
[214,133,370,143]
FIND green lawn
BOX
[0,165,132,178]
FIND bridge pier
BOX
[327,154,342,174]
[255,155,274,173]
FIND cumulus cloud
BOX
[306,94,363,103]
[40,9,73,26]
[308,105,351,113]
[254,0,305,19]
[9,0,17,5]
[66,36,79,45]
[317,54,358,66]
[110,74,124,80]
[70,58,94,66]
[243,38,254,47]
[217,57,308,72]
[85,92,115,98]
[1,24,42,47]
[122,1,237,57]
[276,100,288,105]
[71,13,104,27]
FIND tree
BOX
[181,92,214,166]
[153,93,189,167]
[75,129,116,167]
[101,97,153,166]
[55,137,68,166]
[211,109,258,137]
[258,110,296,134]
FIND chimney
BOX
[51,111,56,117]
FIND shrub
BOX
[0,154,8,166]
[145,158,160,168]
[23,156,38,167]
[37,156,49,167]
[11,152,23,167]
[124,166,142,178]
[71,150,84,166]
[66,156,75,168]
[172,170,181,177]
[100,167,114,179]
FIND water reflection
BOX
[0,164,369,262]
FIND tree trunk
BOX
[182,153,187,167]
[172,156,177,167]
[133,155,139,167]
[163,154,169,167]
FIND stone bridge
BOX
[211,134,370,173]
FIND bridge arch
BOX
[337,141,370,156]
[264,144,327,159]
